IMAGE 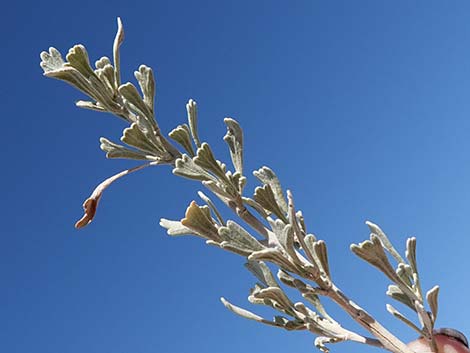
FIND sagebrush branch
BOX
[40,18,443,353]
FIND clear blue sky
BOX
[2,1,470,352]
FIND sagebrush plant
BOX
[40,19,445,353]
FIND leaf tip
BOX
[75,197,99,229]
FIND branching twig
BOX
[40,18,443,353]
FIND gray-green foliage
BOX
[40,18,441,353]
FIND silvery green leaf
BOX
[181,201,220,241]
[135,65,155,112]
[248,284,278,308]
[242,197,269,218]
[314,336,342,353]
[66,44,96,78]
[95,63,116,93]
[294,302,310,317]
[218,161,227,174]
[220,298,281,327]
[95,56,112,69]
[253,166,288,213]
[202,180,233,200]
[118,82,153,121]
[159,218,197,237]
[426,285,439,323]
[304,233,317,246]
[169,124,195,157]
[238,174,247,191]
[264,219,283,248]
[42,64,95,98]
[88,75,122,112]
[277,269,296,287]
[249,248,298,273]
[254,184,288,222]
[302,234,319,266]
[292,281,332,320]
[121,123,162,155]
[99,137,151,160]
[414,300,434,335]
[194,143,227,181]
[186,99,201,147]
[76,100,106,112]
[366,221,405,264]
[205,240,220,247]
[40,47,65,73]
[198,191,224,225]
[386,285,416,311]
[173,154,214,181]
[287,190,316,266]
[386,304,422,334]
[272,316,306,331]
[273,316,290,326]
[292,284,333,322]
[406,237,418,274]
[296,211,308,234]
[274,316,305,331]
[406,237,424,300]
[218,220,264,253]
[305,293,333,323]
[269,220,302,265]
[223,118,243,174]
[279,224,302,264]
[268,218,286,240]
[226,171,246,193]
[245,261,279,288]
[41,47,115,108]
[284,319,307,331]
[293,302,314,318]
[292,278,311,293]
[248,292,270,306]
[113,17,124,87]
[253,287,293,311]
[396,263,413,287]
[220,242,253,256]
[313,241,330,279]
[350,235,399,283]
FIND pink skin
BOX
[407,334,470,353]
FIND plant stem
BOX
[326,284,415,353]
[341,330,384,348]
[229,199,269,238]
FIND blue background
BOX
[2,1,470,352]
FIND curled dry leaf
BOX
[75,163,151,228]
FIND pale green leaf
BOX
[366,221,405,264]
[135,65,155,112]
[173,154,214,181]
[181,201,220,241]
[426,285,439,324]
[218,220,264,253]
[159,218,197,237]
[254,184,288,222]
[223,118,243,174]
[99,137,151,160]
[245,261,279,288]
[253,166,288,213]
[186,99,201,147]
[169,124,195,157]
[386,304,422,334]
[194,143,226,181]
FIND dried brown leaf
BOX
[75,163,151,228]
